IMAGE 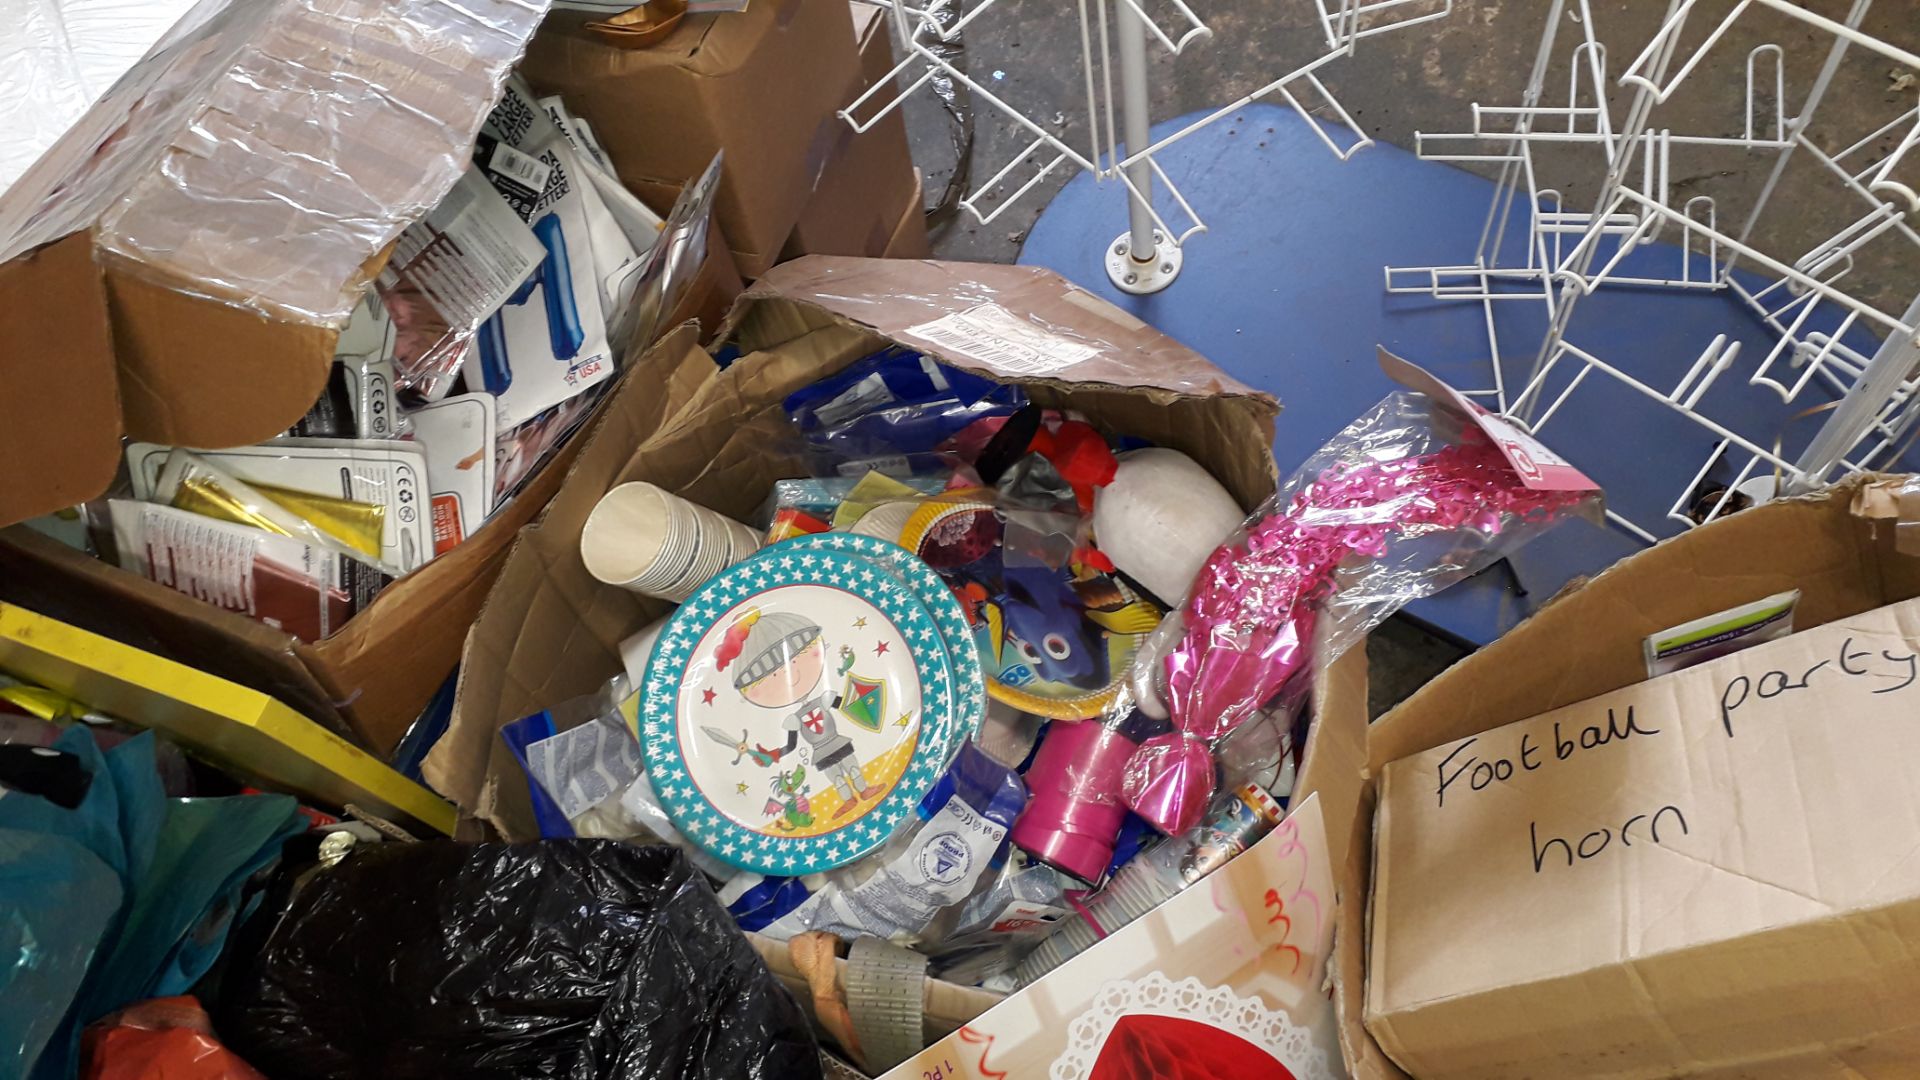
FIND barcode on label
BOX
[489,143,553,194]
[905,304,1101,376]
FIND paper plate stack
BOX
[639,533,985,875]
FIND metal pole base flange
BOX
[1105,229,1182,295]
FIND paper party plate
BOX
[641,549,959,875]
[753,532,986,744]
[971,560,1164,720]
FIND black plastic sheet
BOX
[218,840,821,1080]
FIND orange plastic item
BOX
[81,997,265,1080]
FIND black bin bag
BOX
[218,840,822,1080]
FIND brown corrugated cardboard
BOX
[0,0,748,754]
[0,234,119,526]
[782,3,920,262]
[1332,476,1920,1080]
[1371,594,1920,1078]
[425,255,1281,837]
[882,171,932,259]
[522,0,862,279]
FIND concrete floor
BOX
[902,0,1919,714]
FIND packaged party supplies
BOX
[466,78,639,428]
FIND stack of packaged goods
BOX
[47,79,720,649]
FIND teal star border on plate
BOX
[642,548,957,875]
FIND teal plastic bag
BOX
[0,829,120,1073]
[0,729,301,1079]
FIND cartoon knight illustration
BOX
[714,609,884,819]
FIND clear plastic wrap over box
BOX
[2,0,545,327]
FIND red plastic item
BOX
[82,997,265,1080]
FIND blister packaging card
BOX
[127,439,432,576]
[537,92,661,298]
[492,81,649,321]
[333,292,405,440]
[405,393,496,554]
[109,500,378,643]
[472,78,632,428]
[376,168,547,402]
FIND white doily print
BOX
[1049,972,1335,1080]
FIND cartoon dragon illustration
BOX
[763,766,813,831]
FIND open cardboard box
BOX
[0,0,547,526]
[421,255,1392,1066]
[1331,475,1920,1079]
[0,0,747,754]
[424,254,1282,831]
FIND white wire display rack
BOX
[1385,0,1920,543]
[844,0,1450,293]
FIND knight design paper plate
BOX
[642,548,961,875]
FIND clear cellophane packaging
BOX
[1031,384,1603,853]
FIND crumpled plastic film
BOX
[16,0,547,327]
[0,0,202,195]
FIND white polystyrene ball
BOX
[1093,448,1243,608]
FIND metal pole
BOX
[1105,0,1181,294]
[1119,3,1156,257]
[1791,290,1920,487]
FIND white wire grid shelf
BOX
[1384,0,1920,543]
[841,0,1452,250]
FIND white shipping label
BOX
[905,303,1102,377]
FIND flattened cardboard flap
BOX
[734,257,1270,400]
[0,235,120,526]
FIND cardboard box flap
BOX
[1367,479,1897,772]
[0,234,120,526]
[727,256,1282,512]
[1,0,544,328]
[0,525,351,736]
[734,256,1274,402]
[423,325,718,812]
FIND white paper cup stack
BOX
[580,482,764,602]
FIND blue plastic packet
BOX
[784,348,1026,458]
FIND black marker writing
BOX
[1531,805,1689,873]
[1721,635,1920,737]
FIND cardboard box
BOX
[883,793,1343,1079]
[0,0,546,524]
[883,170,931,260]
[781,2,920,262]
[0,0,750,755]
[419,256,1418,1068]
[521,0,862,280]
[424,254,1283,838]
[1333,476,1920,1080]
